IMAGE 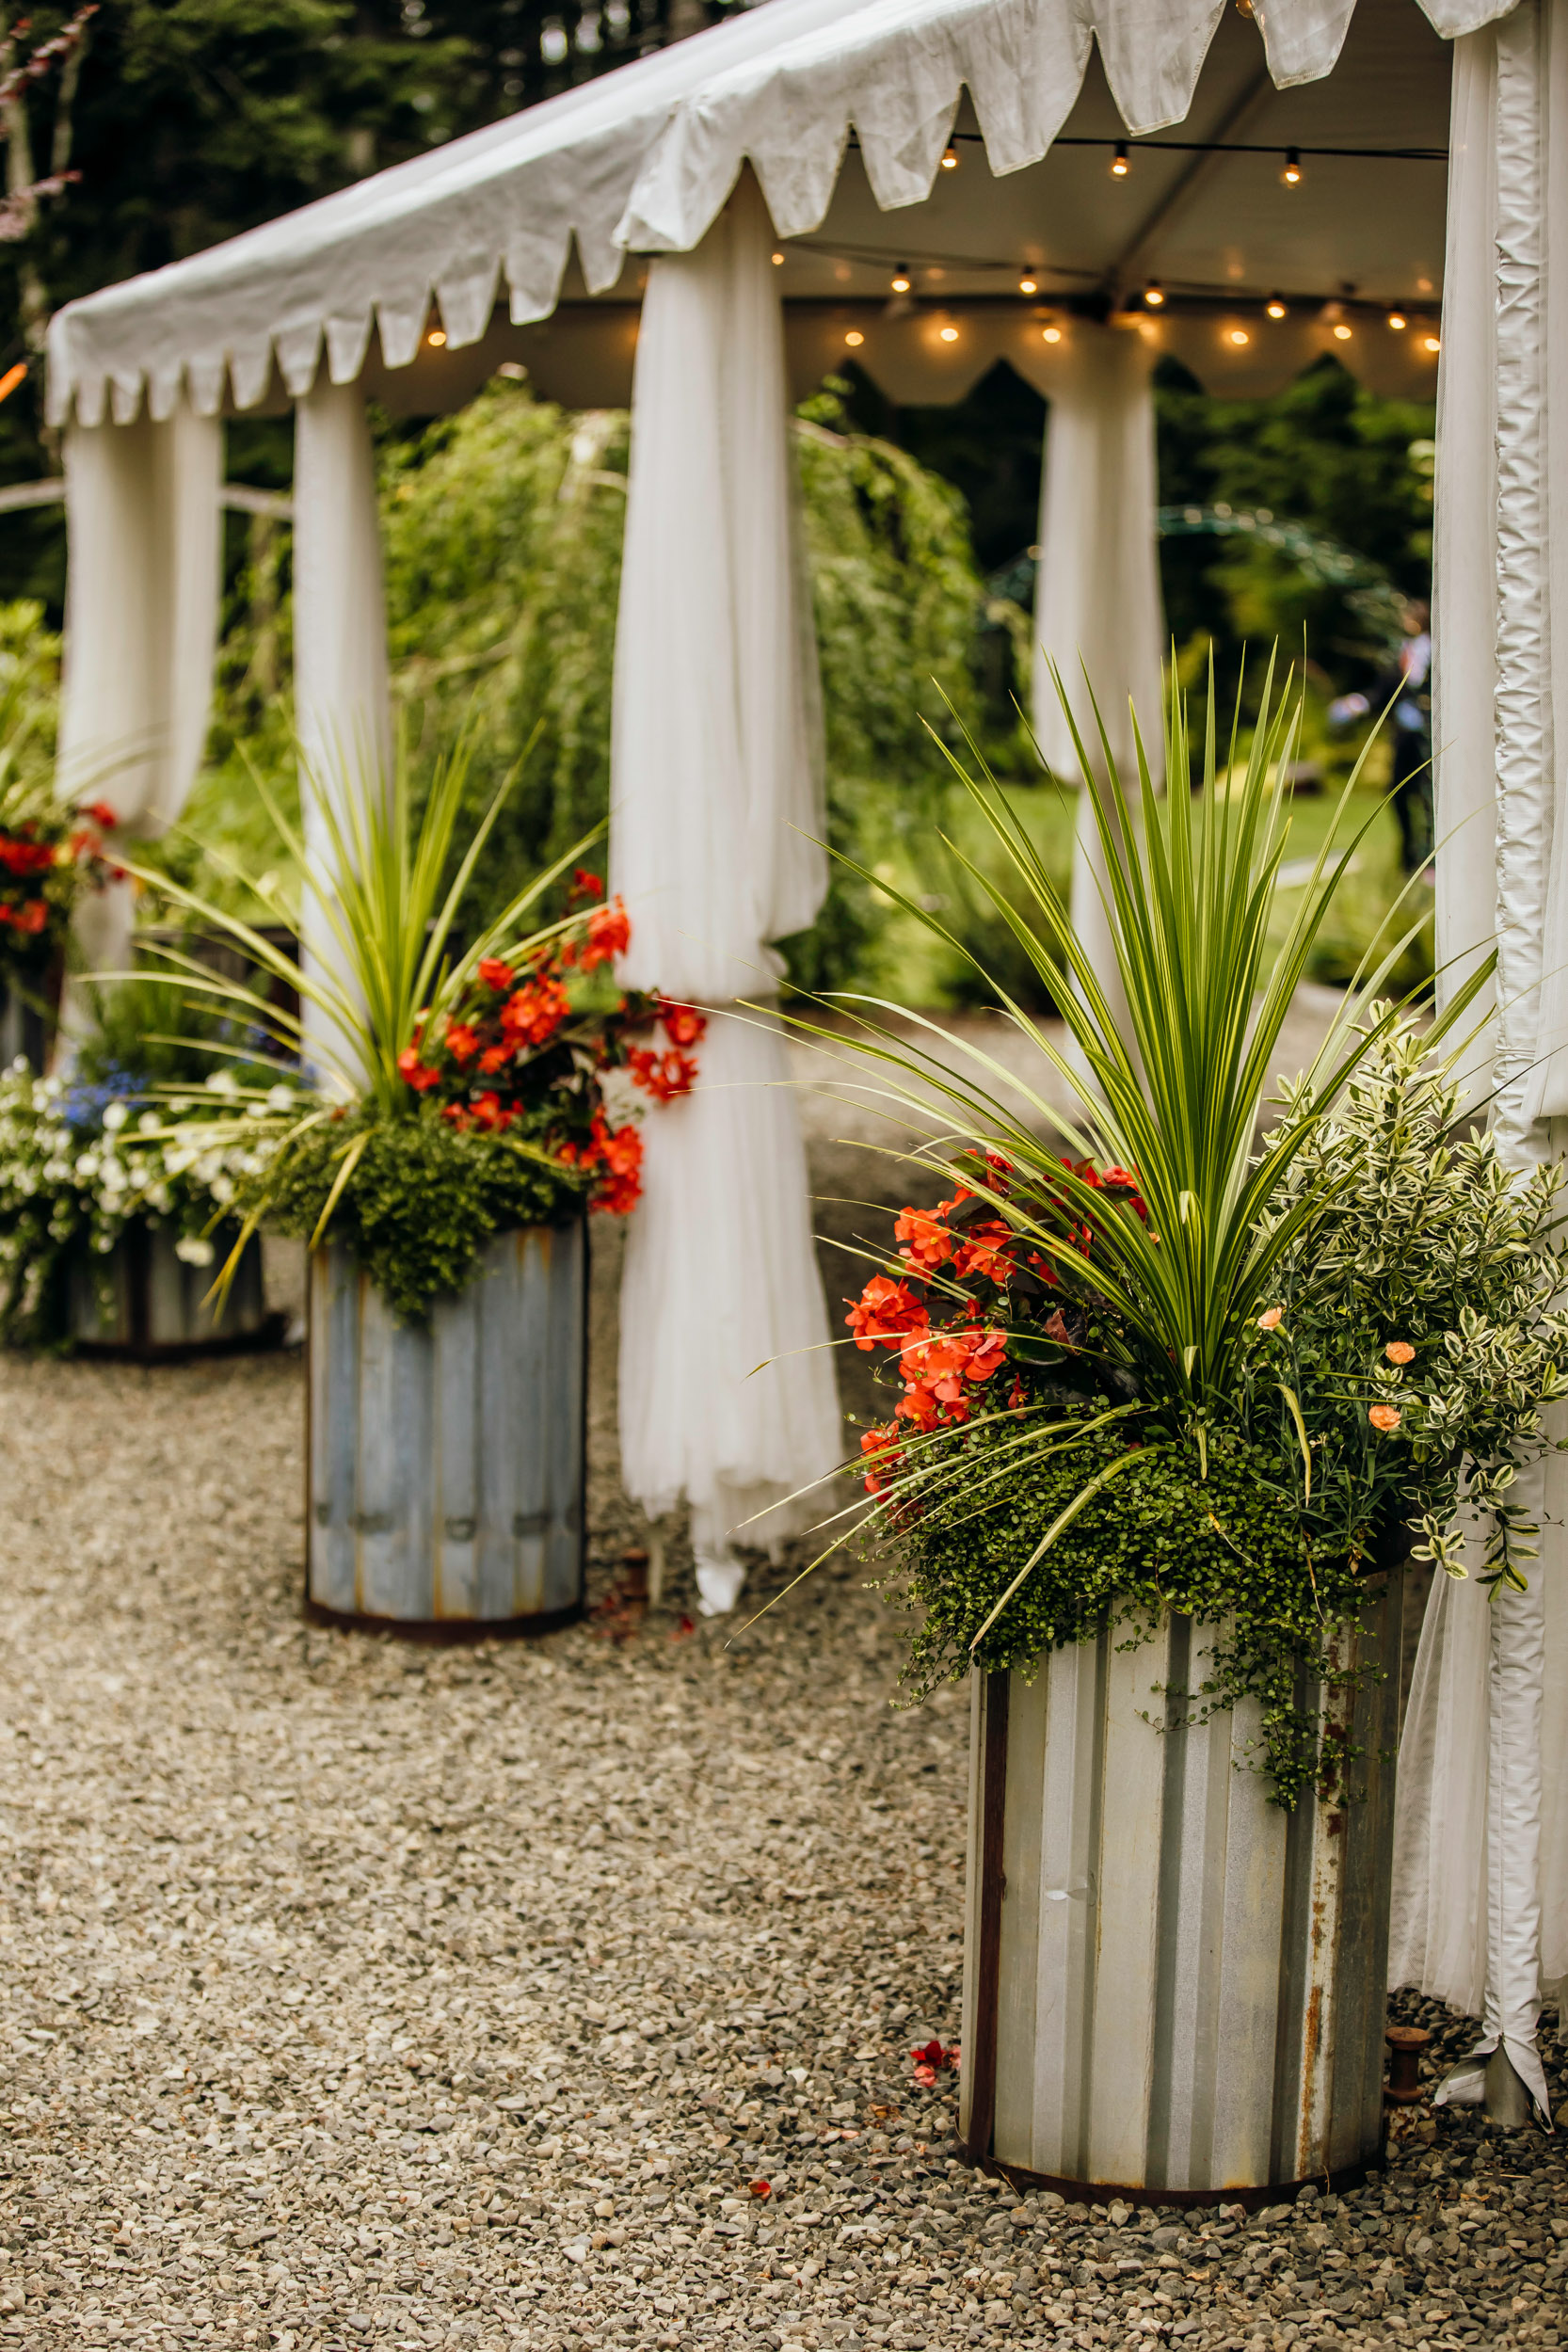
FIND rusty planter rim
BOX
[73,1310,290,1367]
[300,1595,584,1645]
[959,2152,1386,2211]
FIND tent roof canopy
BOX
[48,0,1488,429]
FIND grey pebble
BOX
[0,1349,1565,2352]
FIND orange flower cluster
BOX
[561,897,632,973]
[558,1111,644,1214]
[849,1152,1148,1489]
[392,894,698,1218]
[499,973,572,1052]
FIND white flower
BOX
[138,1111,160,1135]
[267,1085,296,1112]
[205,1070,239,1097]
[102,1101,129,1132]
[173,1236,215,1267]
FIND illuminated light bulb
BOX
[1042,323,1063,344]
[1266,295,1288,319]
[938,324,959,343]
[1111,141,1129,178]
[890,265,911,294]
[1281,147,1303,186]
[1333,321,1352,341]
[844,329,864,348]
[1144,280,1164,308]
[426,328,448,347]
[1227,328,1250,347]
[1388,311,1407,329]
[940,144,959,170]
[771,250,784,266]
[1019,275,1038,296]
[1421,333,1441,353]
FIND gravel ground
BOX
[1,991,1564,2352]
[4,1356,1566,2352]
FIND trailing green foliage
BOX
[253,1107,587,1322]
[886,1416,1377,1814]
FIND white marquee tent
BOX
[43,0,1567,2118]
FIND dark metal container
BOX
[68,1220,275,1359]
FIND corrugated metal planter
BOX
[306,1224,586,1634]
[959,1585,1403,2203]
[69,1219,276,1359]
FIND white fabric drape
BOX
[292,375,392,1089]
[57,401,222,972]
[1391,0,1568,2120]
[610,170,840,1614]
[1031,327,1165,1044]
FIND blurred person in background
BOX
[1330,599,1432,877]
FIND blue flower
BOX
[59,1064,142,1135]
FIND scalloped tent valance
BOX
[47,0,1509,430]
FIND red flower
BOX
[477,957,515,992]
[444,1022,480,1066]
[0,833,56,876]
[657,999,707,1048]
[599,1121,643,1180]
[952,1221,1014,1285]
[910,2040,960,2088]
[894,1203,954,1272]
[500,975,570,1050]
[14,899,47,934]
[560,1112,645,1214]
[845,1274,928,1352]
[575,895,631,972]
[82,800,119,830]
[895,1382,944,1432]
[859,1422,904,1496]
[570,867,604,901]
[628,1046,699,1103]
[1098,1165,1149,1221]
[396,1047,440,1093]
[965,1329,1008,1384]
[478,1044,510,1075]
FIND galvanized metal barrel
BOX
[959,1586,1403,2201]
[307,1223,586,1632]
[69,1220,273,1357]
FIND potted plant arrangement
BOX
[0,665,121,1072]
[128,738,698,1633]
[0,971,293,1354]
[814,664,1566,2198]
